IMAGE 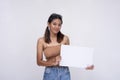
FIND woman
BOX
[37,13,93,80]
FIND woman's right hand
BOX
[55,56,61,62]
[47,56,61,66]
[53,56,61,66]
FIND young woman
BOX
[37,13,94,80]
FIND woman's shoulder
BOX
[62,35,70,45]
[37,37,45,44]
[63,35,69,40]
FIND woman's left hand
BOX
[55,56,61,62]
[86,65,94,70]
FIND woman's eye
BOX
[53,23,57,25]
[53,23,61,27]
[58,24,61,27]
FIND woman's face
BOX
[48,19,62,34]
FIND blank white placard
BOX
[60,45,94,68]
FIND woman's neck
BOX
[50,32,57,42]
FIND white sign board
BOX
[60,45,94,68]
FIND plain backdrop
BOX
[0,0,120,80]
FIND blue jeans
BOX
[43,66,71,80]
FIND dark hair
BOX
[44,13,64,43]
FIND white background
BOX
[0,0,120,80]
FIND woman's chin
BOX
[53,31,59,34]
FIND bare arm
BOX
[54,35,70,64]
[56,35,70,62]
[36,38,57,66]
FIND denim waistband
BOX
[46,66,68,68]
[43,66,70,80]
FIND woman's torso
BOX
[43,44,61,60]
